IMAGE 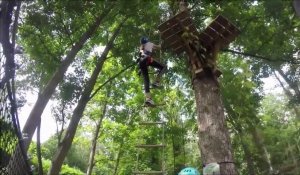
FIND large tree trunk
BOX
[22,7,113,151]
[47,21,125,175]
[193,76,237,174]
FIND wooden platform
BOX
[198,15,240,49]
[158,12,240,55]
[158,11,198,55]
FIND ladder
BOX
[133,120,166,175]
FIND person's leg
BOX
[139,58,154,104]
[149,59,166,86]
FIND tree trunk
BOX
[86,97,109,175]
[193,76,237,174]
[170,122,184,174]
[22,7,113,151]
[113,141,124,175]
[47,21,125,175]
[0,0,17,88]
[37,119,43,175]
[239,134,255,175]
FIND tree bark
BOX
[47,20,125,175]
[0,0,16,88]
[21,6,113,151]
[193,76,237,174]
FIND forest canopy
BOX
[1,0,300,175]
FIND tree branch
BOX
[222,49,300,64]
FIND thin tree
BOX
[86,88,110,175]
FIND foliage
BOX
[14,0,300,174]
[28,143,85,175]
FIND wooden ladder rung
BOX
[133,170,165,174]
[136,144,166,148]
[139,122,165,125]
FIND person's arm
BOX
[153,44,161,50]
[139,45,144,51]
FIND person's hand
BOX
[136,58,140,64]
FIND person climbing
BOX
[137,36,166,106]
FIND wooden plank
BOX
[227,24,240,36]
[174,46,185,55]
[210,20,227,34]
[164,39,183,52]
[159,16,188,33]
[133,170,165,174]
[215,15,230,27]
[161,24,182,39]
[160,17,193,39]
[136,144,166,148]
[170,40,183,50]
[216,15,240,35]
[162,24,197,45]
[180,17,194,27]
[158,18,177,32]
[174,47,185,55]
[204,27,219,40]
[158,11,190,31]
[163,31,182,46]
[220,30,233,41]
[175,10,190,21]
[199,32,214,44]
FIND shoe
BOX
[152,82,162,89]
[145,97,155,106]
